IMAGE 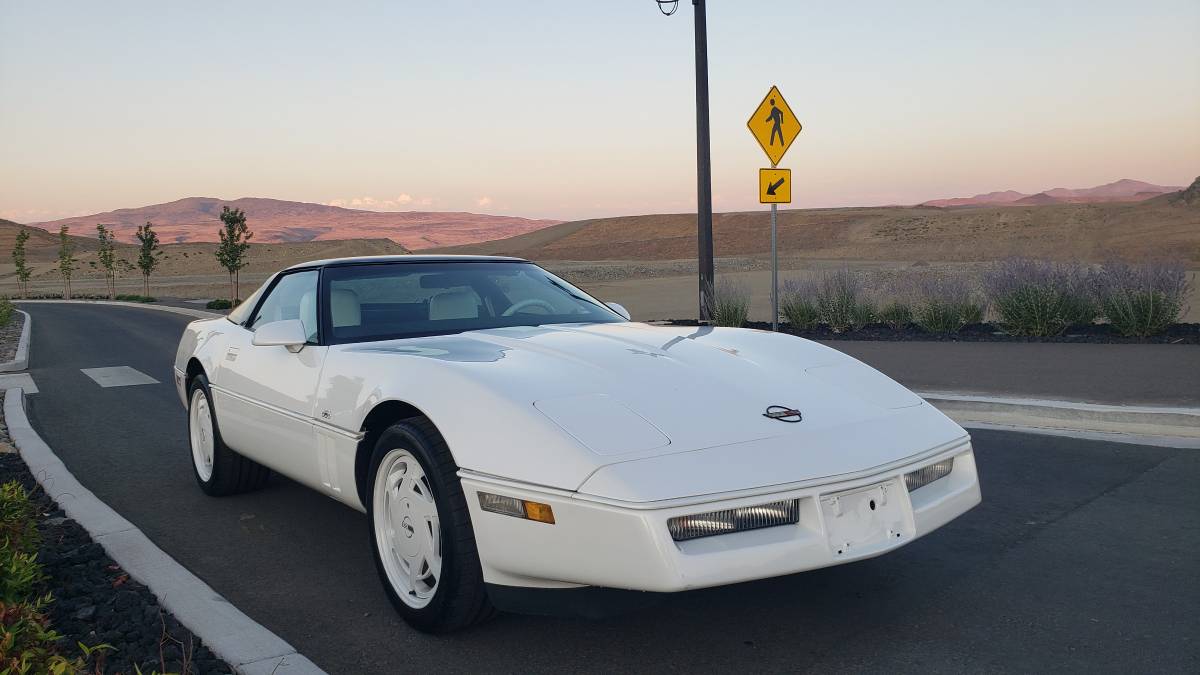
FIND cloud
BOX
[476,196,493,207]
[326,194,428,211]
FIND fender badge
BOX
[763,405,803,423]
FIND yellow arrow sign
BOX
[759,168,791,204]
[747,85,801,165]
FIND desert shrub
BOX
[914,276,985,334]
[878,301,913,330]
[780,277,820,330]
[206,298,234,310]
[1094,260,1191,337]
[852,299,876,328]
[0,297,13,328]
[816,268,869,332]
[706,278,751,328]
[114,294,156,303]
[982,258,1097,336]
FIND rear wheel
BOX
[187,374,269,496]
[368,418,493,632]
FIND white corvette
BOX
[174,255,981,632]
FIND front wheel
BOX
[368,418,493,632]
[187,374,269,496]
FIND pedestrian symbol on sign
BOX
[766,99,784,146]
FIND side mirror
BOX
[605,302,632,321]
[252,319,309,352]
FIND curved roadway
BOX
[21,303,1199,673]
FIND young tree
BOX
[11,227,31,298]
[216,206,253,302]
[57,225,77,299]
[135,221,162,298]
[96,223,117,299]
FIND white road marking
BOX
[81,366,160,388]
[0,373,38,394]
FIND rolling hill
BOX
[29,197,561,250]
[0,218,103,262]
[434,178,1200,263]
[920,179,1181,208]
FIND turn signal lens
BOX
[477,492,555,525]
[904,458,955,493]
[523,501,556,524]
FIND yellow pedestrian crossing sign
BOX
[759,168,791,204]
[747,85,801,166]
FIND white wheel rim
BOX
[373,449,442,609]
[189,389,215,482]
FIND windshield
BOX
[322,261,624,343]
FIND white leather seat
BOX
[331,288,362,328]
[298,290,317,340]
[429,290,478,320]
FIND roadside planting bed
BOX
[696,257,1196,343]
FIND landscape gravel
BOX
[0,449,232,674]
[0,310,24,362]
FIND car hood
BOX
[340,322,967,500]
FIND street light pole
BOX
[692,0,715,322]
[659,0,714,322]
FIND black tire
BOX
[186,374,270,496]
[367,417,494,633]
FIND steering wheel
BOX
[502,298,556,317]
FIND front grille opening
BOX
[904,458,955,493]
[668,499,800,542]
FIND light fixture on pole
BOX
[656,0,714,322]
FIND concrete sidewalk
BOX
[829,340,1199,407]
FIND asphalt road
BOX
[20,303,1200,674]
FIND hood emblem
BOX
[763,405,803,423]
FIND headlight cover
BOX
[668,499,800,541]
[904,458,955,493]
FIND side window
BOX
[228,278,271,325]
[248,270,320,342]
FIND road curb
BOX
[0,310,32,372]
[3,388,326,675]
[919,391,1200,447]
[16,299,221,320]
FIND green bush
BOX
[878,301,912,330]
[914,276,986,334]
[114,294,156,303]
[780,278,820,330]
[0,297,13,328]
[816,268,868,333]
[982,258,1098,336]
[1095,260,1191,337]
[705,278,751,328]
[206,298,234,310]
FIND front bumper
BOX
[461,442,980,592]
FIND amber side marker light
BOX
[478,492,556,524]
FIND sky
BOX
[1,0,1197,223]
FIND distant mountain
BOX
[920,179,1183,208]
[29,197,562,250]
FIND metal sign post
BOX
[749,87,801,331]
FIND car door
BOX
[210,269,328,489]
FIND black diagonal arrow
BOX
[766,176,786,196]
